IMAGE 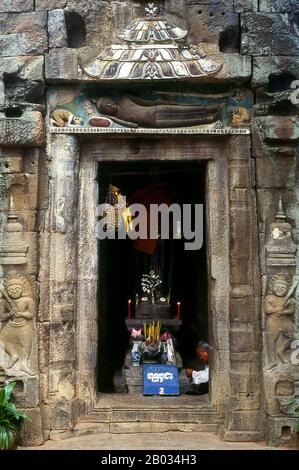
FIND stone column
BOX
[206,153,230,412]
[39,134,80,439]
[224,135,263,441]
[76,155,98,406]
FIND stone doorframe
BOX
[41,133,263,441]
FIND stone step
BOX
[109,422,223,434]
[73,422,109,436]
[82,411,223,424]
[80,407,224,426]
[78,394,224,433]
[109,409,224,424]
[69,420,224,438]
[74,409,224,435]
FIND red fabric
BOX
[129,182,175,255]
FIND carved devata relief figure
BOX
[264,273,297,369]
[0,271,35,377]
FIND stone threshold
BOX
[50,126,251,135]
[92,393,213,410]
[49,394,224,441]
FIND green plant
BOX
[0,381,28,450]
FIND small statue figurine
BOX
[264,273,297,369]
[0,271,35,376]
[230,106,251,127]
[50,109,84,127]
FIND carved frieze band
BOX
[50,126,251,135]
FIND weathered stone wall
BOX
[0,0,298,447]
[246,1,299,448]
[0,2,46,447]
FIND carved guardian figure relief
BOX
[0,271,35,377]
[264,273,297,369]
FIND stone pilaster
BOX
[224,135,263,441]
[206,151,230,412]
[39,134,79,439]
[263,199,298,447]
[76,156,98,407]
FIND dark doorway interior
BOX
[97,160,208,392]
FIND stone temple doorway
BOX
[97,160,208,394]
[4,0,298,446]
[42,131,262,439]
[75,134,243,432]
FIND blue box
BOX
[143,364,179,396]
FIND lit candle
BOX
[128,299,132,320]
[177,302,181,321]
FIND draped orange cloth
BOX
[129,182,175,255]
